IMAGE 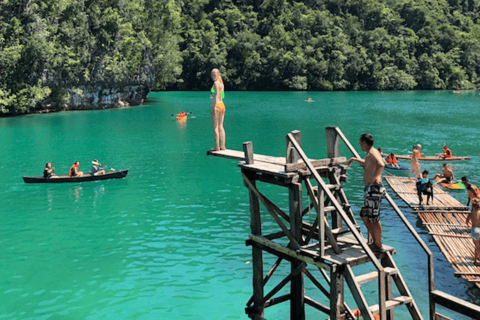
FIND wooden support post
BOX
[244,141,254,164]
[325,127,340,158]
[286,130,301,164]
[330,267,345,320]
[289,179,305,320]
[329,170,342,230]
[244,169,264,318]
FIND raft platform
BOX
[385,176,480,289]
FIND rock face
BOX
[41,49,155,111]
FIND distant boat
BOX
[395,155,470,162]
[23,169,128,183]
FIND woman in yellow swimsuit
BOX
[211,68,225,151]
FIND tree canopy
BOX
[1,0,479,115]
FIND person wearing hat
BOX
[91,159,105,176]
[408,144,422,180]
[462,176,480,209]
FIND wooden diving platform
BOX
[385,176,480,288]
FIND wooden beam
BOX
[325,127,340,158]
[454,271,480,277]
[242,172,300,250]
[303,268,330,298]
[286,130,301,164]
[247,257,283,307]
[304,296,330,314]
[265,294,291,308]
[248,234,332,271]
[262,262,306,305]
[285,157,347,172]
[243,141,254,164]
[432,290,480,319]
[290,180,305,320]
[244,170,264,318]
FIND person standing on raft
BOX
[210,68,226,151]
[408,144,422,181]
[346,133,386,253]
[466,202,480,266]
[462,176,480,209]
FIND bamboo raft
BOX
[384,176,464,210]
[385,176,480,288]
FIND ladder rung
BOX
[355,271,378,285]
[384,267,398,276]
[370,296,413,313]
[312,184,342,192]
[324,206,336,213]
[331,225,361,236]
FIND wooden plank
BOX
[432,290,480,319]
[284,157,346,172]
[344,265,375,320]
[430,233,470,238]
[330,268,345,320]
[454,271,480,276]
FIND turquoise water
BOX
[1,91,479,319]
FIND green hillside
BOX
[1,0,479,115]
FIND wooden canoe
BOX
[23,169,128,183]
[395,155,471,161]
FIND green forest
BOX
[1,0,480,115]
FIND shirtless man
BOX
[432,164,454,185]
[211,68,226,151]
[346,133,386,252]
[462,176,480,209]
[466,202,480,266]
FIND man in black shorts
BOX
[346,133,386,252]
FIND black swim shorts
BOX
[361,184,386,222]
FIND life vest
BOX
[387,155,398,165]
[444,148,452,158]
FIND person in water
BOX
[432,163,454,185]
[69,161,84,177]
[91,159,106,176]
[43,162,56,179]
[416,170,434,205]
[466,202,480,266]
[210,68,225,151]
[346,133,386,253]
[441,143,453,159]
[408,144,422,180]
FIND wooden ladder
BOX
[345,251,423,320]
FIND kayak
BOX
[176,112,187,121]
[23,169,128,183]
[395,155,470,161]
[434,177,465,190]
[385,163,409,171]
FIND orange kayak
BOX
[176,112,187,121]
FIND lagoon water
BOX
[1,91,480,319]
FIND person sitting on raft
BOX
[91,159,106,176]
[43,162,56,179]
[386,153,399,168]
[416,169,434,205]
[441,143,453,159]
[69,161,84,177]
[432,163,454,185]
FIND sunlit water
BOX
[1,91,479,319]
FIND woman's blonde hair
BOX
[211,68,221,80]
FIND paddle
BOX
[171,112,192,116]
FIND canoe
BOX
[395,155,471,161]
[23,169,128,183]
[434,177,465,190]
[385,163,409,171]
